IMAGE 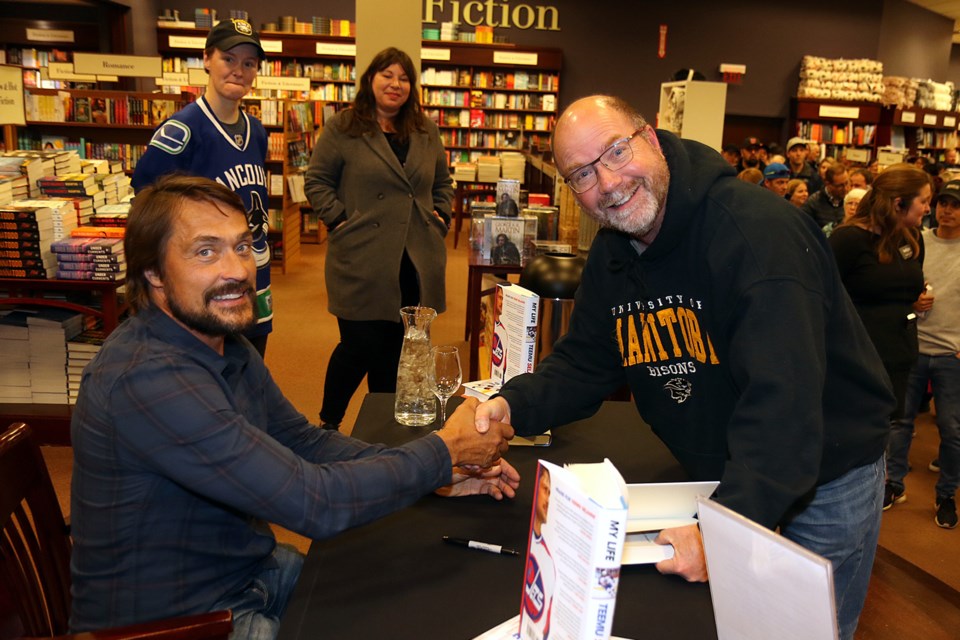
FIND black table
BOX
[278,394,717,640]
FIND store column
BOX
[355,0,423,77]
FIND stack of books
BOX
[50,236,126,281]
[477,155,501,182]
[0,173,29,205]
[0,154,45,197]
[0,311,31,403]
[500,152,526,182]
[26,308,85,404]
[9,198,77,241]
[88,202,130,228]
[52,151,81,175]
[38,173,99,198]
[452,162,477,182]
[93,172,131,205]
[66,329,106,404]
[0,204,59,278]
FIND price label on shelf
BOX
[255,76,311,92]
[168,35,205,50]
[818,105,860,119]
[493,51,538,66]
[422,48,451,61]
[316,43,356,56]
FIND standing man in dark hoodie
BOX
[475,95,894,640]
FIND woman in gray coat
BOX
[304,47,454,430]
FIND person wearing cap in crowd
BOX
[762,162,791,197]
[786,137,823,193]
[736,136,765,173]
[721,143,740,167]
[133,19,274,357]
[885,178,960,530]
[850,167,874,191]
[803,162,851,228]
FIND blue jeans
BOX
[210,543,305,640]
[780,456,884,640]
[889,353,960,498]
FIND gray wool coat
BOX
[304,110,454,322]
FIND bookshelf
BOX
[420,43,562,164]
[878,106,959,161]
[792,98,881,163]
[156,26,562,166]
[156,25,357,104]
[16,88,194,172]
[269,100,324,274]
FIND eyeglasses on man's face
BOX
[563,129,642,194]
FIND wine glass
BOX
[431,345,462,426]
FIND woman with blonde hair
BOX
[828,165,930,509]
[785,178,808,207]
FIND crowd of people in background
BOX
[728,133,958,533]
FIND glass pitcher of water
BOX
[394,306,437,427]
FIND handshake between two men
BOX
[433,396,520,500]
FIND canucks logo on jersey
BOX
[148,121,191,154]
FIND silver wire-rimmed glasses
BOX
[562,129,642,194]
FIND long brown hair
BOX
[842,164,928,263]
[125,174,247,313]
[341,47,424,142]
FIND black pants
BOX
[319,318,405,425]
[319,251,420,425]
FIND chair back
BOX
[0,423,72,637]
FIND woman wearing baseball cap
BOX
[133,19,274,357]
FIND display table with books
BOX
[0,276,126,333]
[465,250,523,381]
[278,393,716,640]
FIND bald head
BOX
[553,96,647,173]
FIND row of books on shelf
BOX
[423,89,556,112]
[1,47,72,68]
[309,83,357,104]
[24,91,191,127]
[421,68,558,91]
[796,121,877,145]
[0,307,105,405]
[428,108,553,131]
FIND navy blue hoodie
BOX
[501,130,893,528]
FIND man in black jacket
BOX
[802,162,850,227]
[476,95,893,640]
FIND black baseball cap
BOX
[741,136,761,149]
[936,179,960,204]
[205,19,265,59]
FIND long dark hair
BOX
[842,164,928,264]
[341,47,424,142]
[126,174,247,313]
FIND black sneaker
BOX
[929,458,941,472]
[935,495,957,529]
[883,483,906,511]
[321,422,340,431]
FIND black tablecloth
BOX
[278,393,716,640]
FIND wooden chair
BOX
[0,423,233,640]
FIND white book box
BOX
[658,80,727,151]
